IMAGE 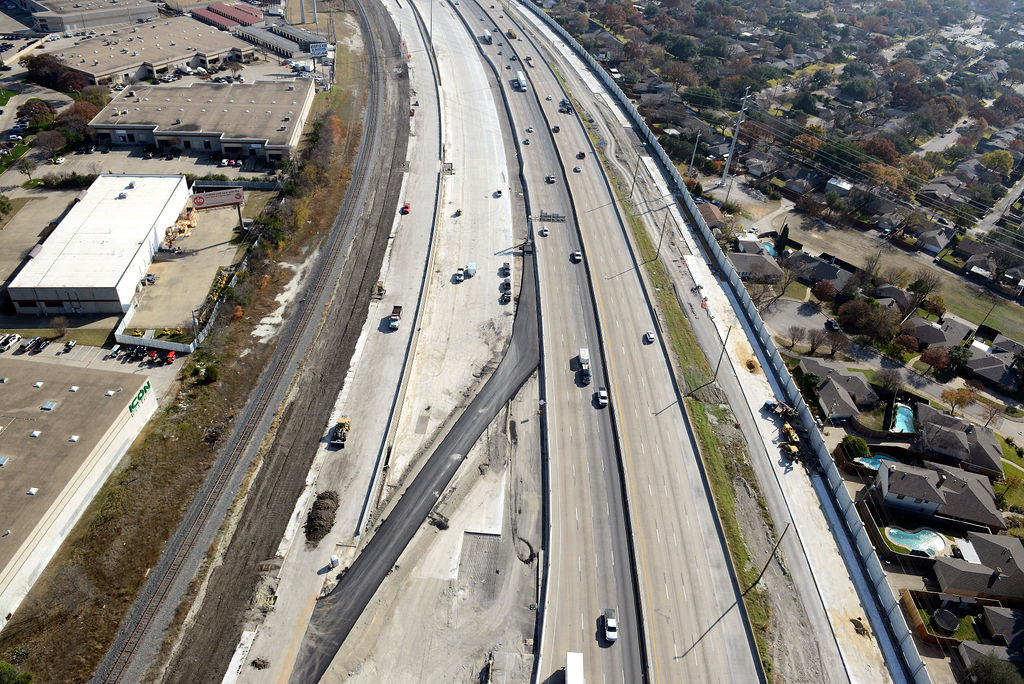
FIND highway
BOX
[466,2,763,682]
[454,5,644,683]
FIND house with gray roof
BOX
[917,403,1004,479]
[872,284,913,312]
[933,533,1024,603]
[958,642,1024,678]
[966,343,1022,393]
[904,316,973,350]
[876,462,1005,532]
[981,606,1024,650]
[787,252,854,290]
[728,252,783,283]
[799,358,878,421]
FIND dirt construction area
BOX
[129,205,244,329]
[327,375,542,683]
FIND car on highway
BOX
[552,125,560,133]
[538,226,549,237]
[400,203,410,214]
[595,387,608,408]
[495,189,503,197]
[604,608,618,641]
[643,330,655,344]
[573,166,581,173]
[576,151,586,159]
[571,250,582,263]
[523,138,530,145]
[526,125,533,133]
[509,54,516,60]
[545,175,555,184]
[545,95,552,101]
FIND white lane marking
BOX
[665,582,670,600]
[656,526,661,543]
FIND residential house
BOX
[872,284,913,313]
[875,462,1005,533]
[953,238,992,261]
[728,252,783,283]
[981,606,1024,650]
[965,335,1023,393]
[958,642,1024,678]
[903,316,973,350]
[917,227,955,255]
[933,532,1024,603]
[697,203,727,230]
[917,403,1003,479]
[736,237,763,254]
[799,358,878,421]
[772,167,822,199]
[787,252,854,290]
[919,177,968,210]
[826,177,853,197]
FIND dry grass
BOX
[0,13,368,680]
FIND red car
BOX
[165,350,176,364]
[577,151,586,159]
[147,349,158,363]
[400,203,411,215]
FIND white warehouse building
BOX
[8,175,191,315]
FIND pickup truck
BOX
[389,305,403,330]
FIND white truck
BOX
[389,305,403,330]
[565,652,584,684]
[482,29,492,44]
[578,347,591,385]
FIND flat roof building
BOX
[191,7,238,30]
[44,16,255,85]
[14,0,158,33]
[235,25,300,57]
[208,3,261,25]
[268,23,324,50]
[89,79,315,162]
[7,175,191,315]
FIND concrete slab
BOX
[129,205,242,328]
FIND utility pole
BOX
[713,325,733,379]
[655,209,673,260]
[745,522,790,595]
[720,87,749,188]
[628,146,643,199]
[687,131,701,177]
[300,0,305,26]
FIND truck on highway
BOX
[578,347,591,385]
[514,70,527,92]
[506,28,517,39]
[482,29,492,44]
[389,305,403,330]
[565,652,584,684]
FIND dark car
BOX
[400,203,410,215]
[825,319,840,331]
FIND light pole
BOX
[687,131,701,177]
[654,208,673,261]
[713,325,733,380]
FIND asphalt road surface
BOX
[290,244,539,683]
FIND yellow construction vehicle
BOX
[330,416,350,448]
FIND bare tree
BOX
[807,328,828,354]
[826,330,850,357]
[902,269,943,324]
[876,367,903,395]
[787,325,806,349]
[861,248,884,284]
[15,157,37,181]
[33,129,66,159]
[983,402,1002,428]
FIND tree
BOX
[838,299,872,332]
[51,315,68,338]
[842,435,871,460]
[774,223,790,256]
[807,328,827,354]
[941,387,975,415]
[788,325,805,349]
[78,85,111,109]
[984,402,1003,428]
[980,150,1014,176]
[920,346,950,374]
[947,344,971,372]
[813,279,836,301]
[682,85,722,110]
[1006,68,1024,86]
[15,157,37,181]
[876,367,903,395]
[1012,349,1024,381]
[904,270,942,322]
[826,330,849,357]
[16,99,55,126]
[0,662,32,684]
[661,61,695,87]
[223,60,244,75]
[33,130,66,158]
[894,334,919,352]
[56,70,89,93]
[792,89,818,116]
[860,136,900,164]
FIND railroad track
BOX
[97,0,407,679]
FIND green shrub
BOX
[842,435,870,460]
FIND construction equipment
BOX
[388,305,403,330]
[782,422,800,443]
[372,281,386,299]
[763,399,798,418]
[330,416,350,448]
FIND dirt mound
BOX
[304,491,340,545]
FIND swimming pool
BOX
[886,526,946,556]
[893,403,915,433]
[855,454,897,471]
[762,241,778,257]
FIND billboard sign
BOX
[192,187,244,209]
[310,42,328,58]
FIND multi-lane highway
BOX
[455,4,645,682]
[462,2,762,682]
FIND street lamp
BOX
[687,131,701,177]
[628,143,646,199]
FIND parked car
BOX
[63,339,76,352]
[400,203,410,215]
[34,338,51,352]
[0,334,20,351]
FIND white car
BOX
[573,166,581,173]
[538,227,549,237]
[52,156,65,164]
[523,138,530,145]
[526,125,534,133]
[595,387,608,408]
[571,250,582,263]
[604,609,618,642]
[643,331,655,344]
[8,134,22,141]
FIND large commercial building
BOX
[44,17,255,86]
[89,79,315,162]
[7,175,191,315]
[0,359,157,634]
[13,0,159,33]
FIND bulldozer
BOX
[371,281,386,300]
[330,416,350,448]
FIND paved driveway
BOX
[761,297,829,338]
